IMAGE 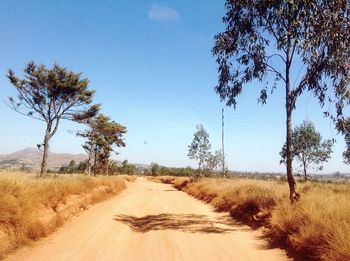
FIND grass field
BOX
[0,172,134,258]
[149,176,350,260]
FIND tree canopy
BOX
[188,124,211,171]
[79,114,126,175]
[280,121,333,181]
[187,124,224,177]
[7,62,99,176]
[213,0,350,201]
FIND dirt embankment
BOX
[0,175,133,259]
[148,176,350,261]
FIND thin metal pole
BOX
[222,108,225,174]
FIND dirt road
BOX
[6,178,290,261]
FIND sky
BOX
[0,0,348,174]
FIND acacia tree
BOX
[188,124,211,172]
[280,121,333,181]
[213,0,350,201]
[79,114,126,176]
[7,62,99,176]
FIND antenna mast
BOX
[222,108,225,174]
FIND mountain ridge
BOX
[0,147,87,170]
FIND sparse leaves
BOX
[7,62,99,124]
[78,114,127,175]
[213,0,350,200]
[205,150,223,172]
[7,62,99,176]
[280,121,333,180]
[188,124,223,176]
[188,124,211,171]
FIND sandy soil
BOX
[6,177,291,261]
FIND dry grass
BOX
[0,173,129,258]
[151,176,350,260]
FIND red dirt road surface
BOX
[6,178,291,261]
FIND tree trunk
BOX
[87,151,92,176]
[285,75,300,202]
[40,131,50,177]
[105,158,109,175]
[303,160,307,182]
[286,99,299,202]
[93,149,97,177]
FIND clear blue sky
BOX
[0,0,348,173]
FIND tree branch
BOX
[266,53,287,64]
[6,100,45,121]
[266,64,286,83]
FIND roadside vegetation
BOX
[1,0,349,259]
[187,124,224,179]
[7,62,127,178]
[0,173,134,258]
[7,63,100,177]
[280,121,333,182]
[149,176,350,260]
[213,0,350,201]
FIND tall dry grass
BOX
[0,173,129,258]
[151,176,350,260]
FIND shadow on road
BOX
[114,213,241,233]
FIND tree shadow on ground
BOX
[114,213,241,234]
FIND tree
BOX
[213,1,350,201]
[280,121,333,181]
[121,160,137,175]
[7,62,99,176]
[58,160,87,174]
[78,114,126,176]
[188,124,211,175]
[150,162,160,176]
[69,160,76,168]
[205,150,223,173]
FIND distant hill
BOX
[0,147,87,171]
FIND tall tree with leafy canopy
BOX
[79,114,126,175]
[280,121,333,181]
[213,0,350,201]
[7,62,99,176]
[188,124,211,175]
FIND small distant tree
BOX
[7,62,99,176]
[122,160,129,170]
[78,114,126,176]
[143,168,151,176]
[77,160,88,172]
[121,160,137,175]
[205,150,223,173]
[150,162,160,176]
[188,124,211,173]
[332,171,342,178]
[69,160,76,168]
[280,121,333,181]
